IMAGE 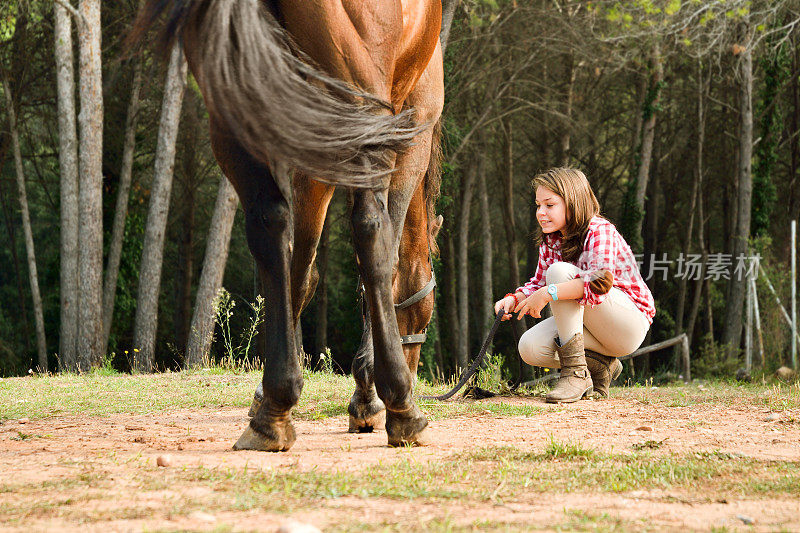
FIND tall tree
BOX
[722,24,755,357]
[2,77,47,371]
[77,0,104,370]
[54,1,80,370]
[133,42,188,372]
[684,60,710,354]
[478,164,493,338]
[440,0,461,51]
[314,215,331,354]
[103,58,144,354]
[456,152,478,368]
[625,43,663,252]
[185,176,239,368]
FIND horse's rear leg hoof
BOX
[348,393,386,433]
[386,407,429,447]
[232,420,296,452]
[348,409,386,433]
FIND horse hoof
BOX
[386,408,429,447]
[232,422,295,452]
[348,409,386,433]
[388,426,430,447]
[347,392,385,433]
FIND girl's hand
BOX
[494,295,517,321]
[514,287,551,319]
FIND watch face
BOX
[548,285,556,294]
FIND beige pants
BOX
[518,262,650,368]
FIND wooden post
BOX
[745,266,753,372]
[751,276,764,367]
[680,333,691,382]
[793,220,797,369]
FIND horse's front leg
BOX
[351,188,428,446]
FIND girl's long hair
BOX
[532,168,600,263]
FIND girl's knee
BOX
[545,261,579,285]
[518,329,559,368]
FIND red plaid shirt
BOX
[517,216,655,323]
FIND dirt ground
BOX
[2,391,799,532]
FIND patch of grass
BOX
[1,444,798,530]
[418,399,547,421]
[542,437,597,460]
[562,509,650,532]
[10,431,51,441]
[631,439,665,451]
[0,370,353,422]
[457,445,800,496]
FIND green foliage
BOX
[473,352,506,391]
[619,179,644,253]
[752,35,789,237]
[692,333,742,378]
[211,288,264,371]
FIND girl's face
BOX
[535,186,567,234]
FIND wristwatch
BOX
[547,284,559,301]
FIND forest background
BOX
[2,0,799,382]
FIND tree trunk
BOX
[2,78,48,371]
[478,164,493,337]
[501,119,520,290]
[174,181,196,354]
[685,61,710,354]
[77,0,104,371]
[500,119,527,342]
[185,176,239,368]
[133,43,188,372]
[0,157,31,354]
[456,155,478,369]
[102,58,144,353]
[722,26,754,359]
[443,232,460,372]
[440,0,460,52]
[55,2,80,371]
[790,31,800,228]
[174,93,201,355]
[558,54,577,167]
[631,43,664,249]
[314,215,331,354]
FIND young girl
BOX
[494,168,655,402]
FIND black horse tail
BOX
[129,0,419,189]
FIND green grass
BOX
[0,369,551,422]
[2,442,797,529]
[3,367,800,531]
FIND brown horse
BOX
[132,0,444,450]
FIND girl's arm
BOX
[513,278,584,319]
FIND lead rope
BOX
[421,309,507,401]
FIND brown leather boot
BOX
[585,350,622,398]
[546,333,593,403]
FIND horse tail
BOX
[424,117,443,256]
[129,0,419,189]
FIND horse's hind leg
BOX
[349,43,444,434]
[210,128,302,452]
[349,308,386,432]
[351,188,428,446]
